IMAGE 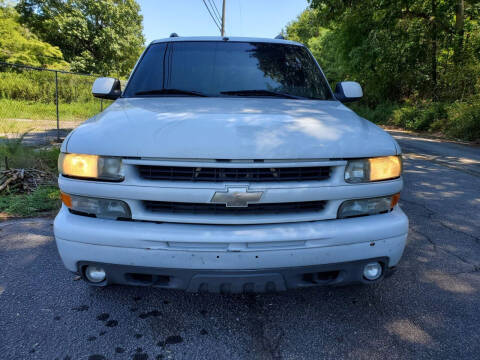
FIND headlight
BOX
[61,193,131,220]
[338,194,400,219]
[345,156,402,183]
[58,153,123,181]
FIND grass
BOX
[0,141,61,217]
[0,98,106,122]
[0,139,60,170]
[0,186,60,217]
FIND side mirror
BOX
[92,77,122,100]
[334,81,363,103]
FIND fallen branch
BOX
[0,172,18,192]
[0,168,56,193]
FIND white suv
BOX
[54,36,408,293]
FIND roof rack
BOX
[170,33,179,38]
[275,34,285,40]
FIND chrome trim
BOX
[211,186,264,207]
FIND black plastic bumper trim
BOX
[77,257,392,293]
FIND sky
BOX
[137,0,309,44]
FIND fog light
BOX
[363,262,382,281]
[85,266,106,283]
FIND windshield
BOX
[123,41,333,100]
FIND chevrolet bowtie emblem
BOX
[211,187,264,207]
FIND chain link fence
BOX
[0,61,110,145]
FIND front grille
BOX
[137,165,331,182]
[144,200,327,215]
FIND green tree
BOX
[286,0,480,105]
[16,0,145,77]
[285,0,480,141]
[0,1,67,69]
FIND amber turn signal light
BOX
[391,193,400,208]
[60,192,72,208]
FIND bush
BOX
[0,69,111,122]
[445,101,480,141]
[389,103,447,132]
[351,99,480,142]
[0,142,59,172]
[350,102,398,124]
[0,69,95,103]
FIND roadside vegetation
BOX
[286,1,480,142]
[0,64,107,123]
[351,99,480,141]
[0,99,103,122]
[0,185,59,217]
[0,1,125,129]
[0,131,60,218]
[0,0,141,218]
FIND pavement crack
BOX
[410,228,477,267]
[410,228,437,251]
[435,220,480,244]
[451,266,480,276]
[402,198,480,244]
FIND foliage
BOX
[16,0,145,77]
[288,1,480,104]
[0,2,68,69]
[0,99,104,122]
[0,128,31,169]
[0,68,96,102]
[285,0,480,141]
[0,185,60,216]
[0,139,60,171]
[0,141,60,217]
[352,100,480,141]
[445,98,480,140]
[0,67,109,122]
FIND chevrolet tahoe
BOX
[54,36,408,293]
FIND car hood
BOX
[65,98,399,159]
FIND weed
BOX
[0,185,60,217]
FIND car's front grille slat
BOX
[143,201,326,215]
[144,200,327,215]
[138,165,330,182]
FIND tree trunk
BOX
[431,0,438,98]
[455,0,464,59]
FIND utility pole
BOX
[221,0,226,36]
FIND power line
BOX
[202,0,221,31]
[209,0,222,24]
[207,0,221,24]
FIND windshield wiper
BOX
[134,88,208,97]
[220,89,306,99]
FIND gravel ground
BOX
[0,133,479,360]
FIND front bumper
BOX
[77,259,395,292]
[54,206,408,292]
